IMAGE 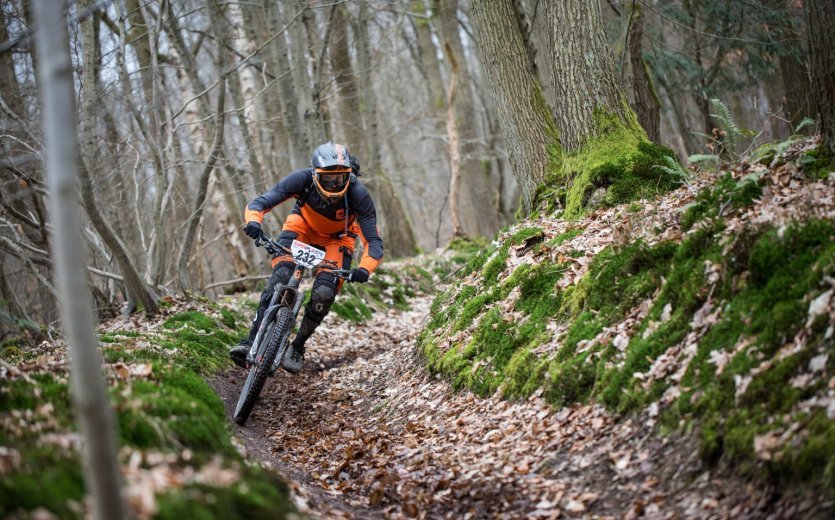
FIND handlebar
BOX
[254,235,352,280]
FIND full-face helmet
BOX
[311,141,352,201]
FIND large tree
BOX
[471,0,675,217]
[805,0,835,155]
[468,0,559,213]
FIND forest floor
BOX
[214,290,826,519]
[4,138,833,519]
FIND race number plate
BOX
[291,240,326,268]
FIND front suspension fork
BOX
[248,283,304,363]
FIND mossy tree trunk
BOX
[469,0,560,214]
[805,0,835,156]
[547,0,632,152]
[544,0,673,218]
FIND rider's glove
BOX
[244,221,263,240]
[348,268,369,284]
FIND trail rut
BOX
[214,295,826,519]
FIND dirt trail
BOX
[214,295,824,519]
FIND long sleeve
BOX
[244,169,310,223]
[351,185,384,273]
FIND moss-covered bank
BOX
[0,301,295,518]
[419,165,835,497]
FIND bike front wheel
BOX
[233,306,294,425]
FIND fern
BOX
[710,98,743,151]
[794,117,815,134]
[653,155,690,184]
[688,154,720,167]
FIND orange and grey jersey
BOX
[244,168,384,272]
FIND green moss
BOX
[481,248,509,286]
[1,302,297,517]
[544,112,678,219]
[331,295,373,323]
[578,240,676,321]
[156,465,293,519]
[798,147,835,179]
[423,261,570,401]
[681,173,762,230]
[0,448,84,518]
[0,374,72,419]
[421,165,835,500]
[447,236,489,255]
[545,229,583,248]
[158,310,245,376]
[663,220,835,491]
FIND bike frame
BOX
[248,266,305,365]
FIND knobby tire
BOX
[233,306,294,425]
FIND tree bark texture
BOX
[412,1,447,114]
[269,2,307,167]
[627,2,661,144]
[547,0,628,152]
[470,0,559,213]
[805,0,835,155]
[32,2,126,519]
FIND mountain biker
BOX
[230,142,384,374]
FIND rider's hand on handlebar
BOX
[348,268,369,283]
[244,221,264,240]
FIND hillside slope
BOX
[420,137,835,499]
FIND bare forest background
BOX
[0,0,819,342]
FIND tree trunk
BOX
[177,80,226,291]
[437,0,501,237]
[469,0,559,214]
[32,3,126,519]
[268,2,307,166]
[548,0,628,152]
[79,0,158,315]
[542,0,663,217]
[805,0,835,155]
[330,4,363,149]
[511,0,538,80]
[284,1,327,146]
[444,41,465,239]
[356,3,418,257]
[626,2,661,144]
[412,0,447,113]
[758,0,811,134]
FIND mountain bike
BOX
[233,236,351,425]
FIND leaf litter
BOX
[218,296,823,518]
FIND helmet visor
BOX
[315,168,349,193]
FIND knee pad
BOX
[306,275,337,323]
[258,261,295,309]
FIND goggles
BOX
[314,167,350,194]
